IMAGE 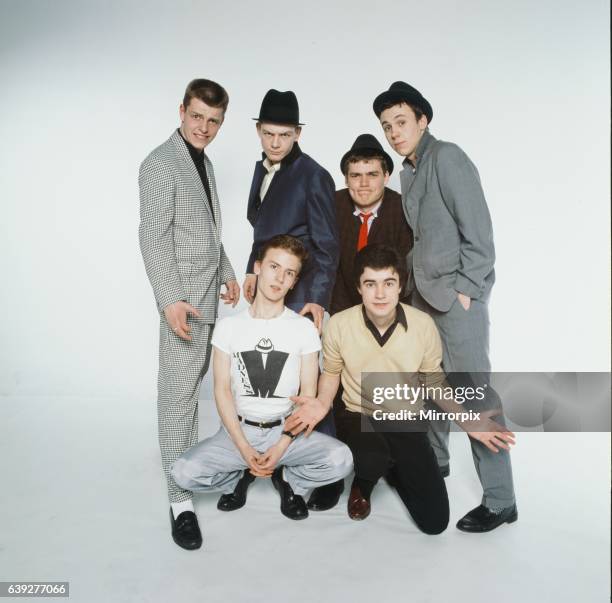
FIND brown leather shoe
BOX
[347,485,371,520]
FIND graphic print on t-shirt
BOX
[235,338,289,399]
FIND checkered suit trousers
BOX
[139,129,236,502]
[157,316,213,503]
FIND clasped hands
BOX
[238,395,328,477]
[239,440,288,478]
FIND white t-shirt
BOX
[211,308,321,420]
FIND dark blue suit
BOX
[246,144,339,312]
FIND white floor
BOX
[1,396,609,603]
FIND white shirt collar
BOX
[263,158,282,174]
[352,199,383,218]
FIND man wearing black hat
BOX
[318,134,412,511]
[372,81,517,533]
[243,89,339,334]
[236,89,341,511]
[331,133,413,315]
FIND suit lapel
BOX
[247,162,266,224]
[338,190,361,249]
[401,132,437,229]
[400,167,420,228]
[203,154,221,228]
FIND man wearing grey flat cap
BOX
[373,81,517,533]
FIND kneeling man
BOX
[172,235,352,523]
[286,245,514,534]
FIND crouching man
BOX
[286,245,514,534]
[171,235,353,524]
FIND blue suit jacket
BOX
[246,144,339,310]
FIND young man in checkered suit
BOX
[139,79,240,550]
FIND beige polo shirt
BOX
[322,303,445,415]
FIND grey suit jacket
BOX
[400,130,495,312]
[139,129,235,322]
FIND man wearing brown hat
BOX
[234,89,340,511]
[331,133,413,315]
[372,81,517,532]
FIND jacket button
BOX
[415,235,420,242]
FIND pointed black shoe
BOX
[170,509,202,550]
[271,467,308,520]
[456,504,518,533]
[307,479,344,511]
[217,470,256,511]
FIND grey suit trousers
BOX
[158,315,213,503]
[172,424,353,497]
[411,288,515,509]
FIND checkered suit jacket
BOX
[139,129,236,322]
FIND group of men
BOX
[139,79,517,551]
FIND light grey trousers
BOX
[157,315,213,504]
[412,288,516,509]
[171,423,353,497]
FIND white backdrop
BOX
[0,0,609,401]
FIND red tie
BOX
[357,212,372,251]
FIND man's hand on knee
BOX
[464,410,516,453]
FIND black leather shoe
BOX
[307,479,344,511]
[170,509,202,550]
[217,470,256,511]
[439,465,450,478]
[271,467,308,520]
[456,504,518,533]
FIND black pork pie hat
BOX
[253,89,304,126]
[340,133,394,175]
[373,81,433,123]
